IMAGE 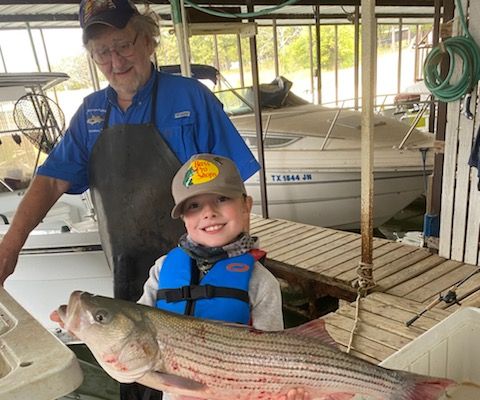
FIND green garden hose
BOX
[423,0,480,102]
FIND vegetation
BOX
[51,53,91,90]
[157,24,356,75]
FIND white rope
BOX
[346,261,376,353]
[346,291,362,353]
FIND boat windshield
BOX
[215,76,310,116]
[243,133,299,149]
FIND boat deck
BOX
[250,214,480,363]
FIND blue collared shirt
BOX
[38,70,260,194]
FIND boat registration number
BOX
[271,174,312,182]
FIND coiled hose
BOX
[423,0,480,102]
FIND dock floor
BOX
[250,215,480,363]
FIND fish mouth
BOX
[58,291,90,333]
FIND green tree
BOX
[51,53,91,90]
[278,26,311,73]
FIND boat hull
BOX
[246,169,427,229]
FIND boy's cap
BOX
[171,154,246,219]
[79,0,139,30]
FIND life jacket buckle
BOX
[181,285,191,299]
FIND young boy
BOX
[52,153,308,400]
[138,153,309,400]
[137,153,283,331]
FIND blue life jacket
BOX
[156,247,254,324]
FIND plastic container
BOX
[380,307,480,399]
[0,287,83,399]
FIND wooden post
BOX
[247,1,269,219]
[360,0,376,278]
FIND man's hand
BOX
[0,243,19,285]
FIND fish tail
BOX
[404,374,456,400]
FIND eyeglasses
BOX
[90,33,139,64]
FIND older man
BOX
[0,0,259,293]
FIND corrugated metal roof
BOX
[0,3,435,30]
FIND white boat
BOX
[0,73,113,337]
[221,78,434,230]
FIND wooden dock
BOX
[250,214,480,363]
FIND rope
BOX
[355,261,376,294]
[423,0,480,102]
[346,292,362,353]
[346,262,376,353]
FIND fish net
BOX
[13,93,65,154]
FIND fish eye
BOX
[94,309,111,324]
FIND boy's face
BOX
[181,193,252,248]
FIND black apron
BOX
[88,77,185,400]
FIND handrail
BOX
[397,95,432,150]
[320,101,344,151]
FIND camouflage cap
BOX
[171,154,246,219]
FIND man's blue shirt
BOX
[38,70,260,194]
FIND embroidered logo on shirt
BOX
[87,115,104,125]
[174,111,191,119]
[183,159,219,187]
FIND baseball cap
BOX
[79,0,139,30]
[171,154,247,219]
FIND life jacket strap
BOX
[157,284,249,303]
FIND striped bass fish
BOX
[57,291,455,400]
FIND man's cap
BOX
[171,154,246,219]
[79,0,139,30]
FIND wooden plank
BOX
[260,224,315,248]
[336,297,438,334]
[335,303,424,340]
[297,236,362,265]
[268,229,338,260]
[387,259,462,297]
[378,254,446,292]
[438,0,465,259]
[454,280,480,307]
[323,313,396,362]
[367,292,451,321]
[338,246,424,283]
[321,319,383,364]
[289,232,356,267]
[300,233,360,265]
[305,239,391,275]
[250,219,287,235]
[406,263,476,303]
[262,226,320,253]
[451,87,476,261]
[362,249,431,285]
[250,215,275,229]
[465,168,480,265]
[464,0,480,266]
[321,241,406,278]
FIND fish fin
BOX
[138,371,207,392]
[284,319,338,348]
[404,374,456,400]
